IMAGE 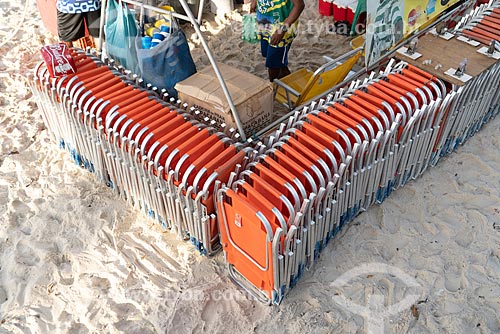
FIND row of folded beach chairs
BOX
[454,1,500,46]
[30,49,255,256]
[217,58,500,303]
[30,0,500,303]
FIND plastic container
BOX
[152,32,165,41]
[142,36,153,49]
[319,0,333,16]
[160,25,170,33]
[150,38,162,48]
[333,3,347,21]
[146,26,160,37]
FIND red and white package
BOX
[40,43,77,78]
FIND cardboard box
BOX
[175,63,274,136]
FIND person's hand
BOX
[270,30,285,45]
[250,0,257,13]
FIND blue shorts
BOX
[260,39,291,69]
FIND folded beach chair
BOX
[274,49,362,109]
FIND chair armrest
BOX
[273,79,301,97]
[322,55,334,63]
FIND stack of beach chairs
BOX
[217,56,500,303]
[30,0,500,304]
[454,0,500,46]
[214,1,500,304]
[30,49,253,256]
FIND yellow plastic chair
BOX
[274,48,362,109]
[350,34,366,51]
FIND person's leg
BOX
[57,10,86,45]
[279,66,291,78]
[268,68,282,82]
[84,9,102,48]
[265,43,292,82]
[261,38,280,81]
[260,38,269,58]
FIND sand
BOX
[0,0,499,333]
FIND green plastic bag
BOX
[105,0,140,74]
[242,14,259,44]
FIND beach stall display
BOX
[30,0,500,305]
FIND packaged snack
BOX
[40,43,77,77]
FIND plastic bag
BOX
[105,0,140,74]
[136,27,196,98]
[242,14,259,44]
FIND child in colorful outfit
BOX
[250,0,305,82]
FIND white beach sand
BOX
[0,0,499,333]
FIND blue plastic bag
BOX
[136,28,196,98]
[105,0,140,74]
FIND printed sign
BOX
[366,0,405,67]
[365,0,462,67]
[404,0,461,34]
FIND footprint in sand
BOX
[33,198,45,206]
[109,302,156,333]
[0,285,7,304]
[11,199,33,217]
[109,301,140,316]
[99,210,111,221]
[67,322,90,334]
[444,269,466,293]
[15,241,40,267]
[1,136,13,154]
[201,299,218,325]
[113,319,156,334]
[90,276,111,292]
[58,262,75,286]
[200,296,228,327]
[0,186,8,211]
[53,254,76,285]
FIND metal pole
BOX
[118,0,204,27]
[99,0,107,52]
[197,0,205,24]
[175,0,247,141]
[117,0,246,140]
